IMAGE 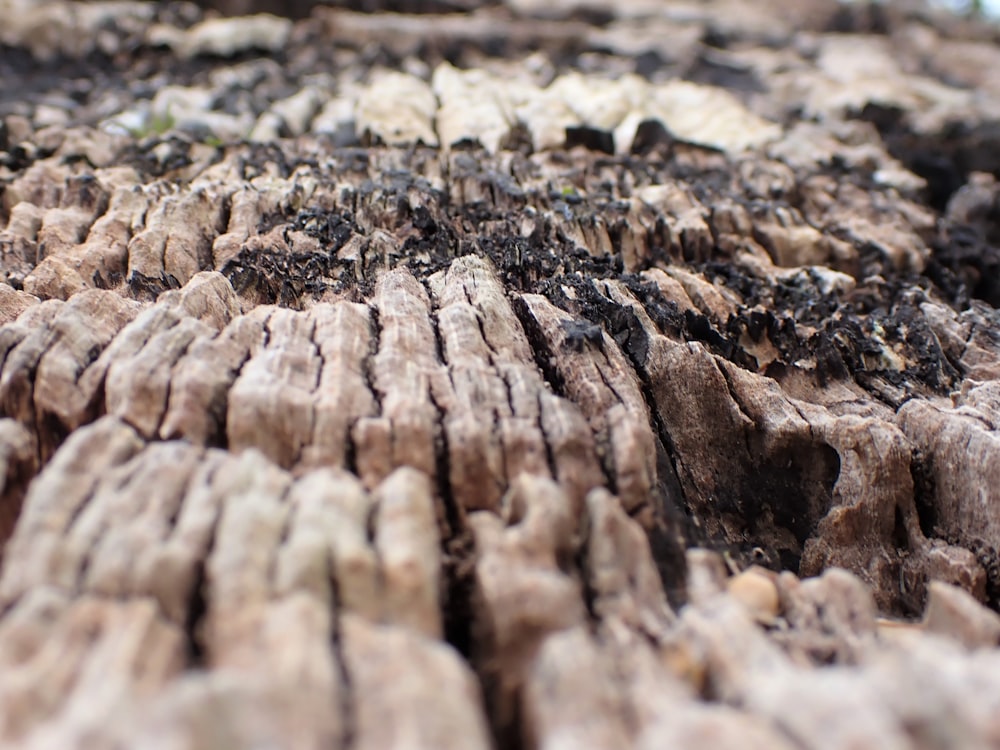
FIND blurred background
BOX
[180,0,1000,17]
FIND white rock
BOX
[312,97,356,137]
[432,62,511,153]
[647,80,782,154]
[549,72,646,131]
[196,112,255,142]
[151,86,214,124]
[356,72,438,147]
[153,14,293,60]
[270,87,324,138]
[100,108,149,138]
[509,82,578,152]
[33,104,69,129]
[249,112,284,144]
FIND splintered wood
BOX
[3,0,1000,747]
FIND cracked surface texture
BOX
[3,0,1000,747]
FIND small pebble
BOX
[728,566,780,625]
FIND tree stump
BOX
[2,0,1000,746]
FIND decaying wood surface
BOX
[2,0,1000,747]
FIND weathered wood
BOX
[3,0,1000,746]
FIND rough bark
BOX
[3,0,1000,746]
